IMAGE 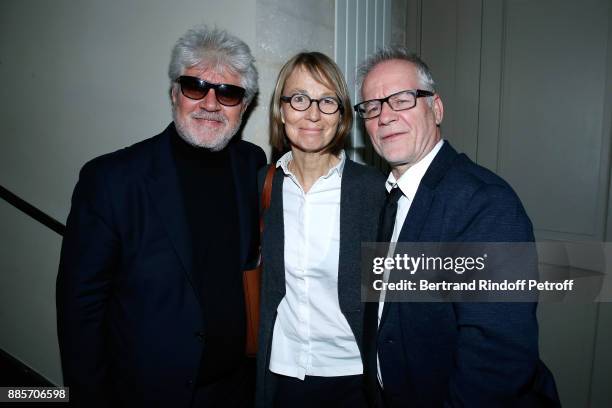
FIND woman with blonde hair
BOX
[255,51,386,407]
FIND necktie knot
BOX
[387,186,403,205]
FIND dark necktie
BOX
[378,186,403,242]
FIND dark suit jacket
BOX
[56,123,266,407]
[254,158,386,408]
[363,142,560,407]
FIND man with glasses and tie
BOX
[354,47,560,407]
[57,25,265,407]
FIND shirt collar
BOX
[276,149,346,179]
[385,140,445,200]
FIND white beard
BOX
[172,108,243,151]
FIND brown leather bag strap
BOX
[259,165,276,235]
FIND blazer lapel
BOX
[145,125,198,302]
[396,187,435,242]
[396,142,460,242]
[378,186,435,327]
[264,169,287,298]
[337,159,362,314]
[379,141,459,327]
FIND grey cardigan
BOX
[255,158,386,407]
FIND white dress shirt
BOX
[269,150,363,380]
[377,139,444,386]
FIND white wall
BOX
[254,0,335,158]
[401,0,612,406]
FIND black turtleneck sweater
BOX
[171,132,245,385]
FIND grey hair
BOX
[168,25,258,105]
[356,47,436,103]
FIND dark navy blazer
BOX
[363,142,560,407]
[56,123,266,407]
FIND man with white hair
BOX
[57,25,265,407]
[355,47,560,407]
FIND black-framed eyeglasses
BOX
[353,89,434,119]
[176,76,246,106]
[280,93,342,115]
